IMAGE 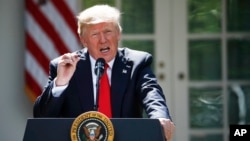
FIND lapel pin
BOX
[122,69,127,74]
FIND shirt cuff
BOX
[52,80,68,97]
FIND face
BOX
[80,22,121,63]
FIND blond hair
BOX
[77,4,122,36]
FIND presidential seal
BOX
[71,111,114,141]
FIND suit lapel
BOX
[111,50,133,117]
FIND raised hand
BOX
[55,53,80,86]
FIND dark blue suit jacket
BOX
[33,47,172,120]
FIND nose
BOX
[100,32,107,43]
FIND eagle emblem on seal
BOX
[83,123,103,141]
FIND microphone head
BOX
[94,58,105,76]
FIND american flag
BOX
[25,0,80,102]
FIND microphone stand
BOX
[94,73,101,111]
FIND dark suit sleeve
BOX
[136,54,172,120]
[33,59,65,117]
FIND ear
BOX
[117,31,121,41]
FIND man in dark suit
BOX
[33,4,175,141]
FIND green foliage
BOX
[83,0,115,8]
[188,0,221,33]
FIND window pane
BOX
[121,0,154,34]
[189,40,221,80]
[188,0,221,33]
[189,87,223,128]
[227,0,250,32]
[227,39,250,80]
[228,84,250,124]
[122,40,154,55]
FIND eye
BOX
[91,32,98,37]
[105,30,112,34]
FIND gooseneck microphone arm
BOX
[94,58,105,111]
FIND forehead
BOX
[86,22,118,32]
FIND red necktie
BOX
[98,64,112,118]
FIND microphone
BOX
[94,58,106,111]
[94,58,105,77]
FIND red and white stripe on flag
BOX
[25,0,80,102]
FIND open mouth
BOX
[100,47,110,53]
